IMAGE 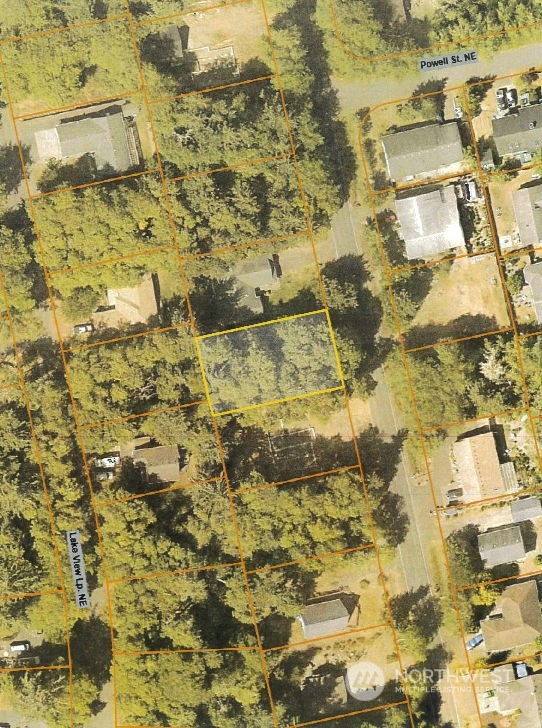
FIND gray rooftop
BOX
[478,524,526,567]
[493,105,542,158]
[299,599,349,640]
[382,122,464,180]
[523,260,542,324]
[511,496,542,523]
[34,106,136,172]
[395,185,465,260]
[514,184,542,248]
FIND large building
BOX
[451,430,519,502]
[395,185,465,260]
[30,103,140,173]
[382,122,464,180]
[513,184,542,248]
[523,260,542,323]
[492,105,542,162]
[481,580,542,652]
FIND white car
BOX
[95,455,120,469]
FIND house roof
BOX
[481,580,542,652]
[452,430,505,501]
[524,260,542,324]
[105,273,159,324]
[382,122,464,180]
[300,599,349,640]
[493,105,542,158]
[478,524,526,567]
[511,496,542,523]
[495,673,542,727]
[395,185,465,260]
[34,106,137,172]
[133,444,181,483]
[514,185,542,248]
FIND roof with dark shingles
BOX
[492,105,542,157]
[478,524,525,567]
[382,122,463,179]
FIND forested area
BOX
[200,314,340,412]
[0,0,124,39]
[68,328,204,424]
[331,0,542,59]
[33,175,173,271]
[2,19,140,112]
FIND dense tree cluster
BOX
[0,0,123,38]
[200,314,340,412]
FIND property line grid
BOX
[164,150,295,184]
[47,243,178,277]
[94,475,224,509]
[78,398,209,431]
[149,72,277,107]
[244,543,377,576]
[234,463,362,495]
[14,87,144,122]
[133,0,250,28]
[30,168,160,201]
[63,322,192,355]
[0,11,131,47]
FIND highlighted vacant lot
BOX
[199,312,342,414]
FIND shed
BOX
[477,524,526,567]
[298,599,350,641]
[511,496,542,523]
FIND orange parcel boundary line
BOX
[286,701,410,728]
[0,587,64,602]
[113,645,259,657]
[178,228,311,263]
[0,12,130,46]
[435,482,542,513]
[0,272,74,720]
[456,563,542,594]
[14,87,143,122]
[258,0,414,717]
[0,381,22,392]
[469,649,542,674]
[462,84,542,473]
[149,73,276,106]
[48,244,177,277]
[0,663,71,675]
[0,54,129,728]
[64,322,192,354]
[372,168,478,197]
[328,0,542,64]
[209,386,345,419]
[124,5,282,720]
[387,246,495,278]
[235,463,361,494]
[78,399,208,431]
[133,0,249,27]
[246,543,376,576]
[420,405,528,434]
[30,168,159,201]
[263,622,392,654]
[95,475,223,509]
[107,559,244,586]
[165,150,294,184]
[358,115,483,724]
[403,326,515,355]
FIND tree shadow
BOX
[403,314,500,349]
[273,0,356,203]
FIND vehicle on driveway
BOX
[466,633,483,650]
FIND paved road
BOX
[368,366,435,592]
[334,40,542,114]
[330,200,362,259]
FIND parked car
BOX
[466,633,483,650]
[453,96,463,118]
[9,640,30,653]
[506,87,518,108]
[73,323,94,334]
[95,455,120,469]
[496,87,507,111]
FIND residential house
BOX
[481,666,542,727]
[32,104,140,173]
[395,185,465,260]
[298,599,350,641]
[382,121,464,180]
[492,105,542,162]
[514,184,542,248]
[511,496,542,523]
[96,273,160,326]
[478,524,526,568]
[481,580,542,652]
[451,430,519,502]
[524,260,542,323]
